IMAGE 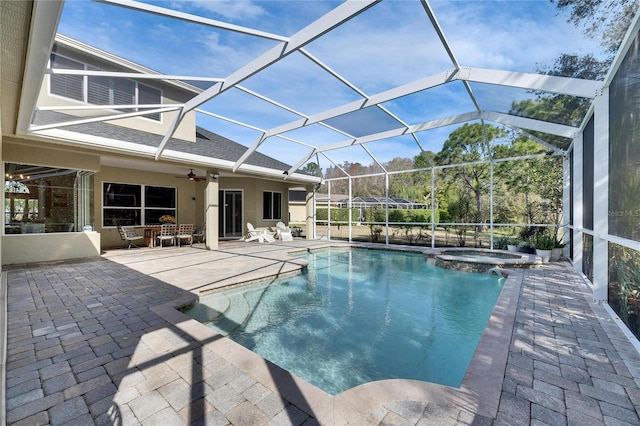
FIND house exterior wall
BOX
[3,138,101,171]
[40,41,197,142]
[97,164,200,248]
[221,177,290,229]
[289,203,307,224]
[2,136,299,257]
[96,170,293,248]
[2,232,101,265]
[1,28,315,263]
[2,138,103,264]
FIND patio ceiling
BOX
[17,0,626,180]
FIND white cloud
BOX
[304,2,453,92]
[171,0,267,21]
[432,1,604,72]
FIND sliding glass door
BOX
[219,190,243,238]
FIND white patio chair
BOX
[275,221,294,241]
[246,222,275,243]
[157,223,177,247]
[175,224,194,246]
[117,225,144,249]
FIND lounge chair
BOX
[246,222,275,243]
[157,223,177,247]
[175,224,194,246]
[117,225,144,249]
[275,221,293,241]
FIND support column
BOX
[572,132,584,273]
[305,184,314,240]
[385,173,389,245]
[593,89,609,303]
[562,154,571,252]
[204,172,219,250]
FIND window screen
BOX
[50,54,84,101]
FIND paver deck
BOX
[2,240,640,425]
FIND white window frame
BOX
[49,53,163,122]
[102,182,176,227]
[263,191,282,221]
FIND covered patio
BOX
[3,241,640,425]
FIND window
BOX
[50,55,84,101]
[4,163,94,234]
[137,82,161,121]
[263,191,282,220]
[103,182,175,227]
[144,186,176,224]
[50,54,162,121]
[87,74,135,110]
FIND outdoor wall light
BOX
[210,172,220,180]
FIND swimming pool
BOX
[184,248,504,395]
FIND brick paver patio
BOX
[2,241,640,425]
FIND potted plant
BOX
[494,235,518,251]
[534,234,555,263]
[159,215,176,224]
[494,235,509,250]
[517,240,536,254]
[506,237,520,252]
[550,238,564,262]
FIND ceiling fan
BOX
[175,169,206,182]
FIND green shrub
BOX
[365,208,438,224]
[316,208,359,222]
[388,209,405,223]
[494,235,518,250]
[534,234,556,250]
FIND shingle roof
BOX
[32,111,294,172]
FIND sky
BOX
[55,0,610,172]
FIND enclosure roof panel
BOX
[19,0,632,178]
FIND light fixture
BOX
[210,172,220,180]
[283,170,288,175]
[187,169,196,181]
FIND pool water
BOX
[185,248,504,395]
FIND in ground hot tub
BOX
[425,247,541,273]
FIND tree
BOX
[552,0,638,54]
[494,135,563,238]
[509,53,609,150]
[386,157,431,203]
[301,162,322,178]
[434,123,507,232]
[494,136,547,224]
[507,49,607,236]
[413,151,436,169]
[323,163,348,195]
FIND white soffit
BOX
[16,0,64,135]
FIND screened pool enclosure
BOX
[18,2,640,338]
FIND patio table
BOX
[143,226,161,247]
